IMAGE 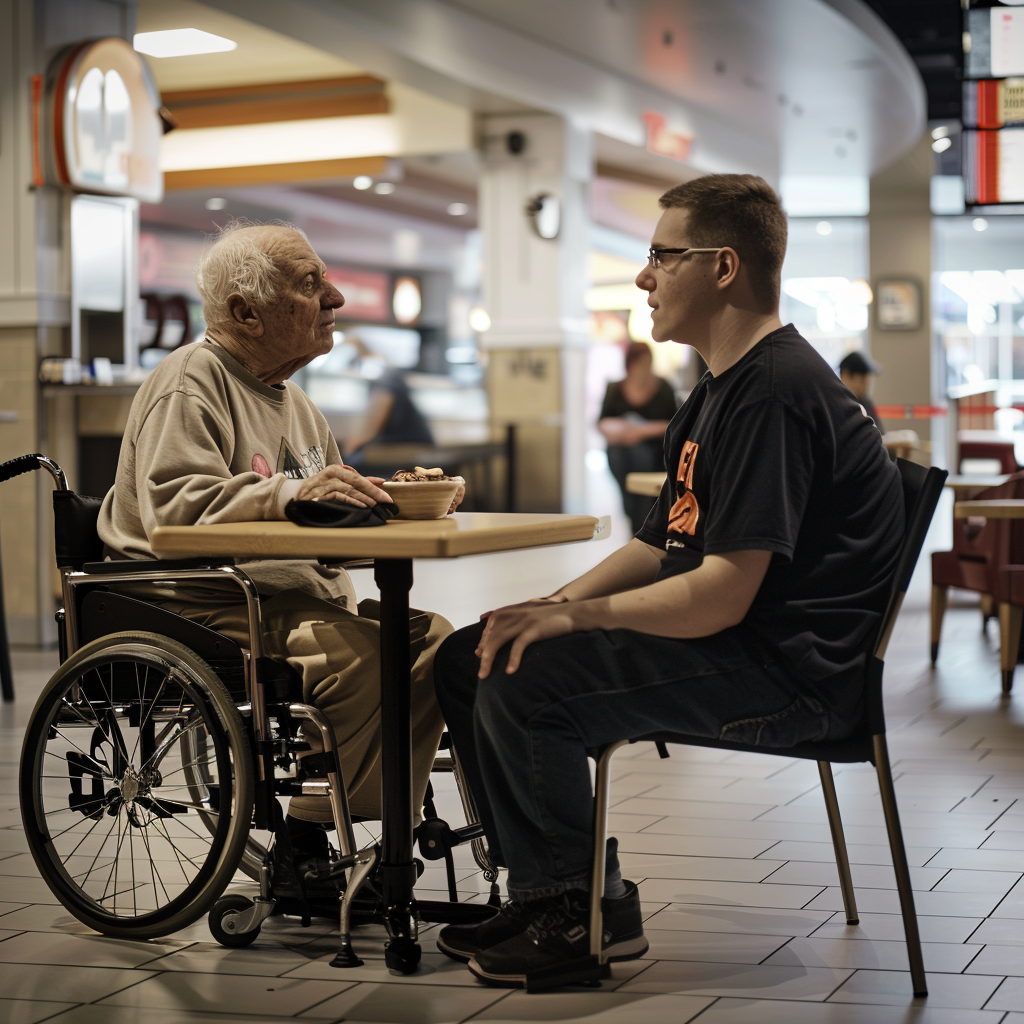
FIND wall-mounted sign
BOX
[326,267,390,321]
[50,37,164,203]
[641,110,693,163]
[875,279,922,331]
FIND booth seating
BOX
[931,471,1024,685]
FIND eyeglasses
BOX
[647,246,725,269]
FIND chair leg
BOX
[590,740,629,963]
[981,593,995,629]
[873,734,927,997]
[930,584,948,665]
[999,603,1023,696]
[818,762,858,924]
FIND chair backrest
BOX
[862,459,947,735]
[0,454,102,570]
[52,491,106,570]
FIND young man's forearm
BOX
[548,538,666,602]
[569,549,772,639]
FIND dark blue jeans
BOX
[433,622,834,900]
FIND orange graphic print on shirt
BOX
[668,440,700,535]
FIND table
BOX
[151,511,599,971]
[944,475,1011,496]
[954,499,1024,519]
[625,472,667,497]
[361,426,516,513]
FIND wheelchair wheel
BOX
[181,722,267,882]
[20,632,254,939]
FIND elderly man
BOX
[97,222,451,896]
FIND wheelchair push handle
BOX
[0,453,68,489]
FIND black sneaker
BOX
[468,882,648,990]
[436,899,532,962]
[268,842,343,902]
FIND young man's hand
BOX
[475,597,579,678]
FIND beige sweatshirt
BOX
[97,341,356,609]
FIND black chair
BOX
[586,458,946,999]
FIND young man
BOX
[432,174,904,988]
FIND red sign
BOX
[326,267,390,322]
[642,111,693,163]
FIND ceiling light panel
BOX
[134,29,237,59]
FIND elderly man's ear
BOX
[227,294,265,337]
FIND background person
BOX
[97,222,451,898]
[839,350,883,431]
[598,342,678,534]
[344,335,434,469]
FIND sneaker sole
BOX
[466,935,649,990]
[445,931,648,968]
[436,937,473,963]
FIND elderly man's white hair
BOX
[195,220,308,329]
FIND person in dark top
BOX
[431,174,904,989]
[839,350,884,432]
[343,340,434,466]
[599,342,678,533]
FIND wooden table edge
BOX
[954,499,1024,519]
[150,514,600,560]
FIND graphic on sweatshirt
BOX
[667,440,699,536]
[251,442,327,480]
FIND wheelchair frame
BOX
[13,454,496,968]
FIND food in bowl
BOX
[387,467,466,519]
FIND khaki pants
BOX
[158,589,451,823]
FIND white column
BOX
[478,113,591,512]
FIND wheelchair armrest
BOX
[81,557,234,574]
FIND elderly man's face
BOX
[257,228,344,383]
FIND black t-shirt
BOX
[599,378,678,423]
[371,368,434,445]
[636,325,904,720]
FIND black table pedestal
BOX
[374,558,421,973]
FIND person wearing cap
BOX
[839,351,883,432]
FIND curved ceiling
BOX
[201,0,925,181]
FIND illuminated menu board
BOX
[964,3,1024,205]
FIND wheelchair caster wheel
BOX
[209,895,261,947]
[384,939,421,974]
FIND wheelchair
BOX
[6,453,497,972]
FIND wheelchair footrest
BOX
[416,899,497,925]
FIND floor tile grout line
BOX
[982,973,1014,1011]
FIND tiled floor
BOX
[6,495,1024,1022]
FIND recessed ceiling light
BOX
[133,29,237,58]
[374,182,396,195]
[816,221,832,236]
[973,217,989,232]
[353,175,372,190]
[205,197,227,210]
[447,202,469,216]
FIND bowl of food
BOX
[387,467,465,520]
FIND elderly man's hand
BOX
[475,596,579,679]
[295,465,393,507]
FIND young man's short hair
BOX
[659,174,787,312]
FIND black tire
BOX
[209,894,261,947]
[20,632,254,939]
